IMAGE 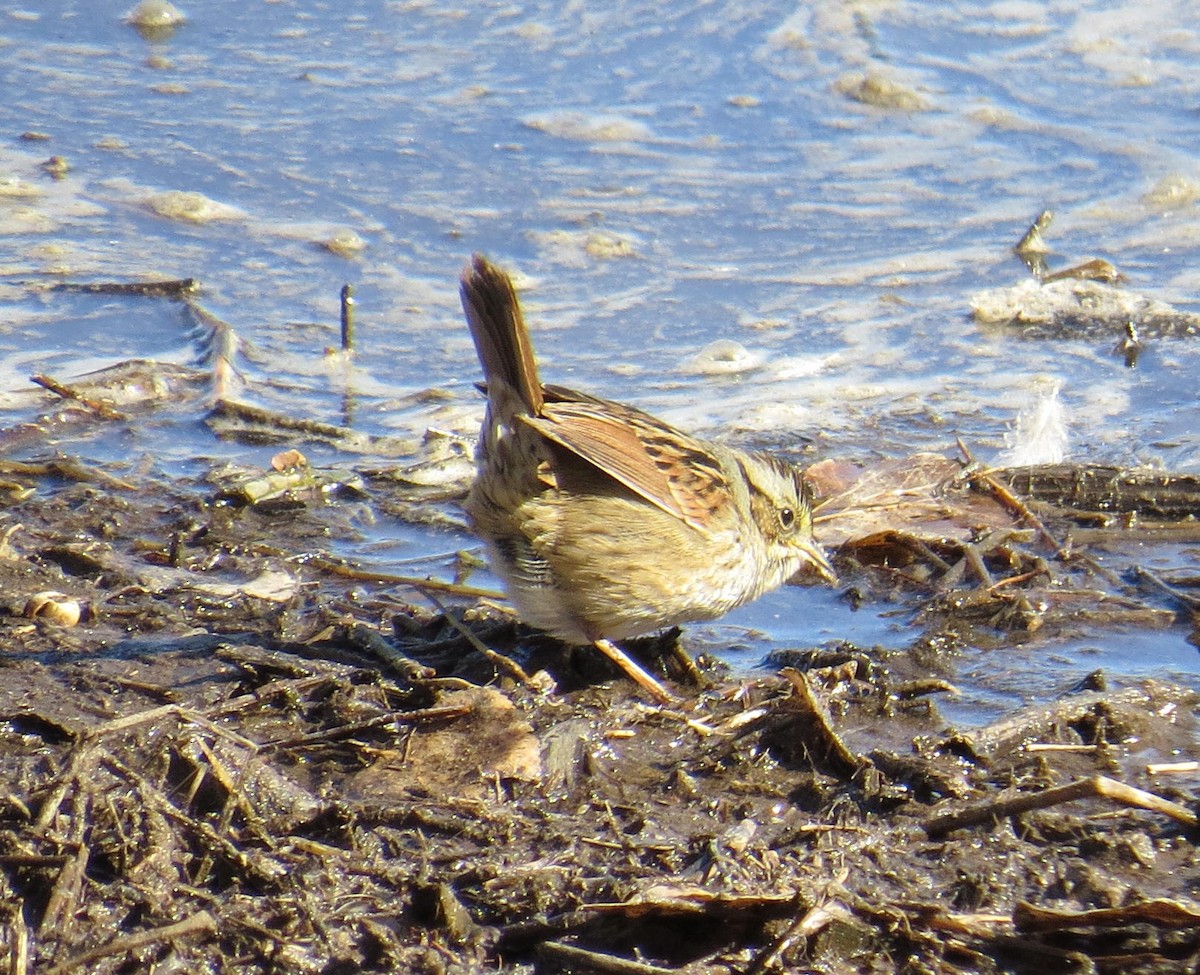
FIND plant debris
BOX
[0,282,1197,972]
[0,445,1193,974]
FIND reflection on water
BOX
[1,0,1197,690]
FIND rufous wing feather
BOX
[524,401,730,532]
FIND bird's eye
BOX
[779,507,795,530]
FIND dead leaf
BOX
[346,686,542,801]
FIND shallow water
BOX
[1,0,1197,702]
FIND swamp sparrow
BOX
[460,255,835,698]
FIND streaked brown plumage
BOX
[460,254,835,659]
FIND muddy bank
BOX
[0,462,1196,974]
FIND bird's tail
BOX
[459,254,543,418]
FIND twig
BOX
[779,668,864,778]
[745,902,842,975]
[907,536,953,573]
[1130,564,1200,611]
[33,745,98,832]
[1014,897,1200,933]
[960,541,993,587]
[1015,209,1053,256]
[340,283,355,351]
[264,703,473,749]
[0,457,136,491]
[123,761,285,887]
[1148,761,1200,775]
[50,278,198,298]
[209,398,357,440]
[922,907,1012,936]
[419,589,535,688]
[8,898,30,975]
[83,703,260,752]
[1025,743,1097,754]
[599,800,640,858]
[183,299,241,400]
[236,539,501,598]
[340,622,436,681]
[667,640,708,687]
[925,774,1198,838]
[956,437,1070,559]
[303,554,503,599]
[50,455,138,491]
[987,569,1043,591]
[42,910,216,975]
[536,941,676,975]
[187,736,270,844]
[30,374,127,421]
[38,842,88,942]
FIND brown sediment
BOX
[0,453,1195,974]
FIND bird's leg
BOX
[592,638,678,705]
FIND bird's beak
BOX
[793,537,839,586]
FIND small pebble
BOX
[40,156,70,179]
[126,0,186,29]
[322,229,367,258]
[146,189,242,223]
[684,339,765,375]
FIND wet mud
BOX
[0,451,1197,974]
